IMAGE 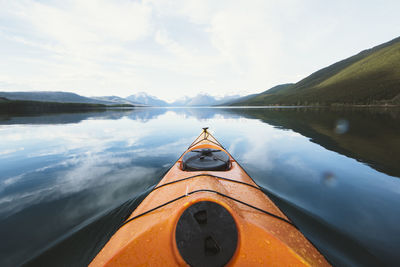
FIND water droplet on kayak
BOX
[335,119,349,134]
[322,172,337,187]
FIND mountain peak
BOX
[170,93,242,106]
[126,92,168,106]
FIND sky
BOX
[0,0,399,101]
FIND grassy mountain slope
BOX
[231,84,294,106]
[233,36,400,105]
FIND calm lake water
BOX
[1,107,399,266]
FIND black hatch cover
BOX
[182,149,230,171]
[175,201,238,267]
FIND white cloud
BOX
[0,0,399,100]
[12,0,152,51]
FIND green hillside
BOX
[233,36,400,106]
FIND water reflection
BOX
[0,114,191,266]
[0,107,399,266]
[228,107,400,178]
[0,110,129,125]
[0,107,241,125]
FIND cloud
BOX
[1,0,400,100]
[9,0,152,52]
[0,0,153,95]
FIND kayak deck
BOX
[90,129,330,266]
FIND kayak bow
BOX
[90,128,330,266]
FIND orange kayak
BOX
[90,128,330,266]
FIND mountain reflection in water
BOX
[3,107,398,178]
[0,107,399,266]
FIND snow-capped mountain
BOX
[170,94,242,106]
[126,92,168,106]
[91,96,142,105]
[0,91,243,107]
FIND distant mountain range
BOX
[126,92,169,106]
[0,91,119,105]
[171,94,241,106]
[0,91,243,107]
[91,96,142,105]
[231,36,400,106]
[0,91,142,106]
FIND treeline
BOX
[234,86,400,106]
[0,98,134,114]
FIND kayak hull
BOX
[90,130,330,266]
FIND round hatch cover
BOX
[175,201,238,267]
[182,149,230,171]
